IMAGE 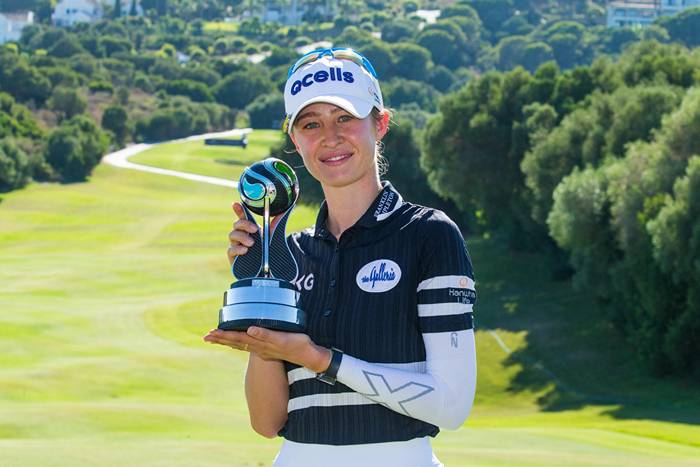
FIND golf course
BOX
[1,129,699,466]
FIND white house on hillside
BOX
[255,0,338,26]
[0,11,34,44]
[607,0,700,27]
[52,0,103,27]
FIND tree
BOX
[101,105,129,145]
[647,156,700,373]
[246,93,284,129]
[381,20,415,43]
[391,43,431,81]
[48,87,87,121]
[114,0,122,18]
[0,138,30,192]
[214,69,274,110]
[658,6,700,48]
[45,116,109,182]
[163,79,214,102]
[48,35,87,58]
[416,30,460,69]
[0,62,51,104]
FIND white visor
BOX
[284,55,383,133]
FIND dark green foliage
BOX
[381,120,463,227]
[0,93,43,140]
[245,93,284,130]
[416,29,461,69]
[162,79,214,102]
[101,105,129,145]
[214,68,273,110]
[390,43,431,81]
[546,87,700,376]
[467,0,515,33]
[0,138,31,192]
[48,87,88,121]
[0,57,51,105]
[45,116,109,182]
[48,35,87,58]
[380,20,415,43]
[384,78,440,112]
[428,66,456,93]
[421,68,541,244]
[657,7,700,48]
[524,85,682,223]
[134,98,234,142]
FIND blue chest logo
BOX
[356,259,402,293]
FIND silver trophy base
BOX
[218,278,306,332]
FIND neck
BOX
[323,176,382,240]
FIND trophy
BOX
[218,157,306,332]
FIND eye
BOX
[338,114,354,123]
[302,121,320,130]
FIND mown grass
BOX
[0,133,699,466]
[130,129,285,180]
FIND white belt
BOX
[272,436,443,467]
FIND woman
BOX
[204,48,477,467]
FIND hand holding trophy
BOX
[218,157,306,332]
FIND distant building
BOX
[257,0,338,26]
[607,0,700,27]
[0,11,34,44]
[52,0,103,27]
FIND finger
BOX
[204,330,257,349]
[247,326,283,344]
[227,244,249,264]
[229,230,255,247]
[232,202,245,221]
[234,218,259,234]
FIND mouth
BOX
[321,152,353,166]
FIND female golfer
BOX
[204,48,477,467]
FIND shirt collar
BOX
[313,181,404,237]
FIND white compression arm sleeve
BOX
[336,328,476,430]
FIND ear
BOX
[375,110,390,141]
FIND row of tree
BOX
[421,41,700,376]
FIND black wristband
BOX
[316,347,343,385]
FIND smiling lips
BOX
[321,152,353,166]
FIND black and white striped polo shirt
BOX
[281,181,476,445]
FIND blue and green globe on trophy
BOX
[218,158,307,332]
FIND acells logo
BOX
[290,68,355,96]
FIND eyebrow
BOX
[296,107,345,124]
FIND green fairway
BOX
[129,130,285,181]
[1,132,699,466]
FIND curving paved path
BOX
[101,128,253,188]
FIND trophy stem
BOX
[262,195,270,277]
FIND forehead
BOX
[297,102,345,117]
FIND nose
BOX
[321,121,342,147]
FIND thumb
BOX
[232,202,245,221]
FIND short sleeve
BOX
[416,210,476,334]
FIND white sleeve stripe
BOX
[288,392,376,412]
[417,275,475,292]
[418,302,473,317]
[287,360,428,385]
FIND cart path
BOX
[101,128,253,188]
